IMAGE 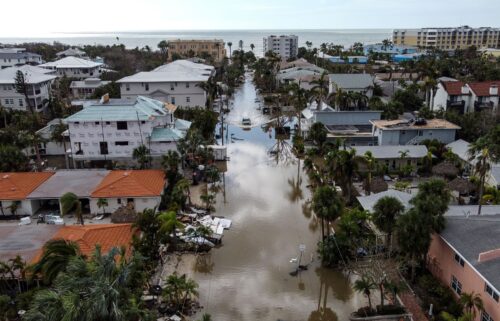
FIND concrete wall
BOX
[89,197,161,214]
[0,200,38,215]
[428,234,500,321]
[120,81,206,108]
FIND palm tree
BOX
[312,186,344,239]
[470,147,491,216]
[158,211,184,250]
[161,150,180,175]
[96,198,108,215]
[25,130,46,171]
[60,192,84,225]
[7,201,20,215]
[459,291,484,318]
[353,275,376,310]
[197,79,219,109]
[29,239,80,284]
[238,40,243,51]
[440,312,474,321]
[198,314,212,321]
[328,149,359,202]
[158,40,169,58]
[287,82,309,137]
[372,196,405,255]
[132,144,151,169]
[363,151,375,195]
[227,41,233,58]
[50,120,69,169]
[250,43,255,52]
[309,72,330,104]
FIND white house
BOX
[90,170,165,214]
[39,56,102,79]
[117,60,215,108]
[70,78,111,99]
[277,65,326,90]
[0,48,42,69]
[329,74,374,98]
[433,80,500,114]
[63,95,190,166]
[0,65,57,112]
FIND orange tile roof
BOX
[91,170,165,198]
[468,81,500,97]
[49,224,134,259]
[0,172,54,200]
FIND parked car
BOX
[242,117,251,126]
[45,214,64,225]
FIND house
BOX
[0,172,54,215]
[349,145,428,174]
[371,118,460,146]
[27,170,109,215]
[70,78,111,99]
[39,56,102,79]
[357,189,413,213]
[302,101,382,146]
[117,60,215,108]
[374,72,421,97]
[0,48,42,69]
[167,39,226,62]
[64,96,190,166]
[321,54,368,64]
[56,47,88,59]
[0,65,57,112]
[90,170,165,214]
[433,80,500,114]
[263,35,298,60]
[428,207,500,321]
[280,58,318,70]
[24,118,69,160]
[329,74,374,98]
[277,66,325,90]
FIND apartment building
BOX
[0,48,42,69]
[0,65,57,112]
[63,96,190,166]
[117,60,215,108]
[167,39,227,62]
[39,56,102,79]
[263,35,299,60]
[433,80,500,114]
[393,26,500,50]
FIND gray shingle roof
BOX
[329,73,374,89]
[349,145,428,159]
[446,139,471,163]
[356,189,413,212]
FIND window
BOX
[141,121,145,124]
[126,84,130,91]
[99,141,108,155]
[18,99,23,106]
[115,141,128,146]
[454,253,465,267]
[171,97,176,104]
[145,83,149,91]
[485,284,500,302]
[95,121,100,125]
[482,311,494,321]
[186,97,190,103]
[117,121,128,130]
[117,198,122,204]
[451,276,462,295]
[106,121,111,125]
[418,130,423,136]
[186,82,190,88]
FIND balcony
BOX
[447,99,465,110]
[474,100,494,111]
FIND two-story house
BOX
[0,65,57,112]
[64,96,191,167]
[329,74,374,99]
[0,48,42,69]
[39,56,102,79]
[117,60,215,108]
[70,78,111,99]
[371,117,460,146]
[433,80,499,114]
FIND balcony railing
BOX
[474,101,494,111]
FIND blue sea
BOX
[0,29,392,56]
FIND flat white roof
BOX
[118,59,213,83]
[40,56,102,69]
[0,65,57,84]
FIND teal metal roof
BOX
[64,96,171,122]
[150,127,186,142]
[175,119,192,131]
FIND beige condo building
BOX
[393,26,500,50]
[167,39,227,62]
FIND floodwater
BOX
[190,73,365,321]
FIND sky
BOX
[2,0,500,37]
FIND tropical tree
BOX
[158,211,184,250]
[309,72,330,104]
[328,149,359,202]
[7,201,20,216]
[372,196,405,254]
[97,198,108,215]
[50,120,69,168]
[29,239,80,284]
[469,146,491,216]
[162,273,199,312]
[459,291,484,319]
[312,186,343,239]
[440,312,474,321]
[60,192,84,225]
[307,122,327,149]
[227,41,233,58]
[158,40,169,58]
[362,151,375,195]
[353,275,376,310]
[14,70,33,113]
[132,144,151,169]
[287,82,309,136]
[25,130,46,171]
[250,43,255,52]
[162,150,181,176]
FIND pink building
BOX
[428,206,500,321]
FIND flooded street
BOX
[189,73,364,321]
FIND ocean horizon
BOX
[0,29,393,55]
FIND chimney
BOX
[489,84,498,96]
[100,93,110,104]
[461,85,469,95]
